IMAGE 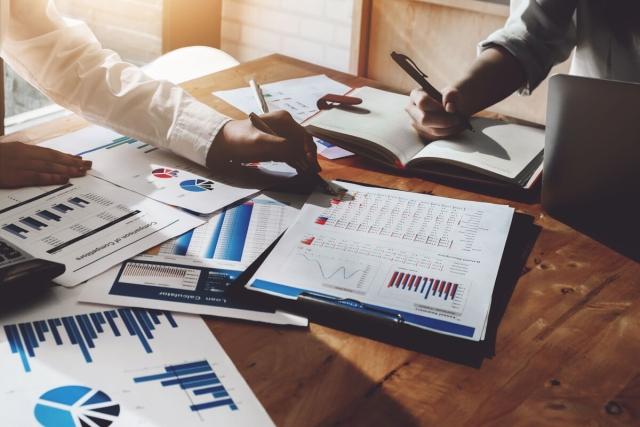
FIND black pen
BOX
[391,51,474,132]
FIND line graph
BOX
[300,253,368,282]
[293,251,375,295]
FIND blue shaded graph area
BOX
[34,385,120,427]
[173,229,194,256]
[205,201,253,261]
[3,309,179,373]
[134,360,238,412]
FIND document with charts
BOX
[41,126,262,214]
[248,182,514,341]
[213,75,351,123]
[0,175,203,287]
[0,286,274,426]
[81,192,308,326]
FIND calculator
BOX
[0,237,65,298]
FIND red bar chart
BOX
[381,269,467,315]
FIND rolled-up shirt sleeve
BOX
[478,0,578,94]
[1,0,230,166]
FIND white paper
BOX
[0,175,203,287]
[41,126,261,214]
[248,182,514,341]
[213,75,352,123]
[314,138,354,160]
[81,192,308,326]
[414,118,545,179]
[0,286,274,426]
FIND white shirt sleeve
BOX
[0,0,230,166]
[478,0,578,94]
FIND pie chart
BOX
[152,168,179,179]
[34,385,120,427]
[180,179,215,192]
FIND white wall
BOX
[221,0,355,72]
[55,0,163,65]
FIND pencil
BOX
[249,79,270,114]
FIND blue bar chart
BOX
[3,308,179,373]
[133,360,238,412]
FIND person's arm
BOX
[407,0,578,140]
[0,0,318,188]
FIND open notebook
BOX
[306,87,545,189]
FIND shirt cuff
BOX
[168,97,231,166]
[478,33,547,96]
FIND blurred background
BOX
[5,0,523,133]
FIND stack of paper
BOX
[247,182,514,341]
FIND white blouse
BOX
[480,0,640,94]
[0,0,230,166]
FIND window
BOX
[3,0,163,134]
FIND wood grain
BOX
[6,55,639,427]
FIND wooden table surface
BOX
[6,54,639,427]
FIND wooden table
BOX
[7,54,639,427]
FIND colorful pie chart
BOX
[180,179,215,192]
[152,168,179,179]
[34,385,120,427]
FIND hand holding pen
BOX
[391,51,475,141]
[248,80,343,195]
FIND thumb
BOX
[442,88,460,114]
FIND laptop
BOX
[543,74,640,260]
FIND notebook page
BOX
[412,118,545,179]
[306,87,425,165]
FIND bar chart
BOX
[118,261,202,290]
[3,308,178,373]
[380,269,468,315]
[133,360,238,413]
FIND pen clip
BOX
[391,51,429,80]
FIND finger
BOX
[3,171,69,188]
[298,135,321,173]
[304,137,321,172]
[26,145,90,168]
[421,111,463,129]
[409,89,444,112]
[21,159,88,177]
[412,123,464,139]
[443,88,460,114]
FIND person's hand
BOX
[0,141,92,188]
[406,87,466,141]
[207,110,320,173]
